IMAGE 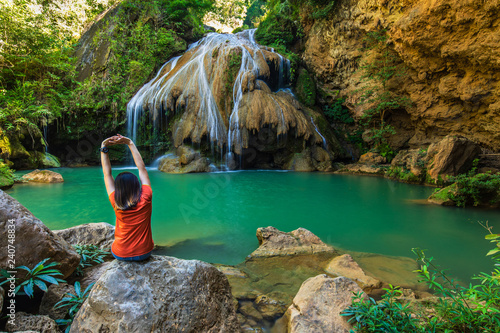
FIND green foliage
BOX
[73,244,109,276]
[306,0,337,20]
[448,172,500,207]
[0,0,115,145]
[0,159,14,183]
[386,166,419,182]
[0,258,65,298]
[358,29,410,149]
[254,0,302,82]
[296,69,316,106]
[342,285,428,332]
[55,281,95,333]
[413,248,500,331]
[243,0,266,27]
[324,98,354,124]
[342,240,500,332]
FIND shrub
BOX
[73,244,109,276]
[55,281,95,333]
[0,258,65,298]
[449,172,500,207]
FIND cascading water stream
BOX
[126,29,325,168]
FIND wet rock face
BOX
[0,190,80,279]
[22,169,64,183]
[53,222,115,250]
[282,275,366,333]
[70,256,241,333]
[249,226,336,258]
[302,0,500,150]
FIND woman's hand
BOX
[113,134,133,146]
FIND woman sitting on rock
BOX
[100,134,154,261]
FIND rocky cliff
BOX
[302,0,500,151]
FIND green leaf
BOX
[485,234,500,240]
[33,279,48,292]
[487,248,500,256]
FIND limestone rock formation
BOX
[0,190,80,279]
[282,275,365,333]
[22,169,64,183]
[391,149,426,178]
[53,222,115,250]
[302,0,500,151]
[254,294,288,320]
[158,146,211,174]
[325,254,382,292]
[425,135,481,181]
[5,312,59,333]
[70,256,241,333]
[249,226,336,258]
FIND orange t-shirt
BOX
[109,184,154,257]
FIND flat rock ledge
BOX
[53,222,115,250]
[22,169,64,183]
[281,275,366,333]
[248,226,336,258]
[70,255,241,333]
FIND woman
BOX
[100,134,154,261]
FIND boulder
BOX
[158,151,210,174]
[428,185,457,206]
[74,261,112,289]
[0,190,80,279]
[325,254,382,292]
[53,222,115,250]
[340,163,385,175]
[70,256,241,333]
[21,169,64,183]
[285,151,316,172]
[358,152,387,165]
[248,226,336,258]
[426,135,481,181]
[5,312,59,333]
[282,275,365,333]
[38,282,74,320]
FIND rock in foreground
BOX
[22,169,64,183]
[54,222,115,250]
[158,146,211,174]
[282,275,365,333]
[5,311,59,333]
[249,226,336,258]
[71,256,241,333]
[0,190,80,278]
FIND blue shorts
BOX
[112,250,152,261]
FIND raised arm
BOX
[115,134,151,186]
[101,137,116,195]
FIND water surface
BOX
[8,167,500,283]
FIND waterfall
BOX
[310,116,328,150]
[126,29,319,168]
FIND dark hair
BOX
[114,172,142,210]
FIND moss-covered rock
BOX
[294,68,316,107]
[428,184,457,206]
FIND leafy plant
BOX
[0,258,65,298]
[73,244,109,276]
[342,285,427,332]
[448,164,500,207]
[324,98,353,124]
[55,281,95,333]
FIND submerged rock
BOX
[53,222,115,250]
[325,254,382,292]
[426,135,481,181]
[5,311,59,333]
[22,169,64,183]
[0,190,80,278]
[70,256,240,333]
[281,275,365,333]
[249,226,336,258]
